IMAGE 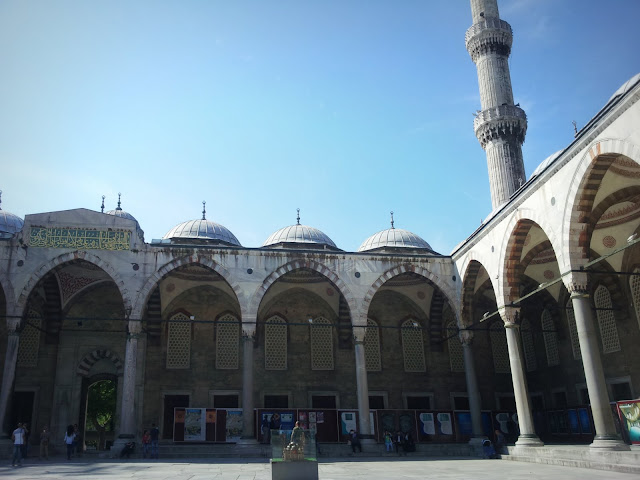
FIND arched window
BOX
[265,316,287,370]
[216,313,240,369]
[520,318,537,372]
[630,268,640,331]
[541,309,559,366]
[311,317,334,370]
[18,309,41,367]
[401,319,425,372]
[167,312,191,369]
[446,321,464,372]
[566,300,582,360]
[490,322,510,373]
[594,285,621,354]
[364,319,381,372]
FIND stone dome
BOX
[163,219,241,246]
[358,214,434,253]
[162,203,241,246]
[0,191,24,239]
[529,149,563,179]
[608,72,640,103]
[105,194,138,223]
[263,210,337,249]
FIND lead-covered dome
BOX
[263,210,338,250]
[608,72,640,103]
[358,213,435,253]
[0,191,24,239]
[105,194,139,223]
[162,202,241,246]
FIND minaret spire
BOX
[466,0,527,209]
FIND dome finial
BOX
[116,192,122,211]
[296,208,300,225]
[202,201,206,220]
[390,211,395,229]
[101,195,105,213]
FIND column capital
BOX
[459,328,474,346]
[501,305,520,327]
[127,318,143,335]
[565,271,589,296]
[352,325,366,344]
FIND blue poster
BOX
[578,408,592,434]
[455,412,472,435]
[568,409,580,434]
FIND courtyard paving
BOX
[0,456,637,480]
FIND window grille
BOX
[364,319,381,372]
[566,300,582,360]
[216,314,240,369]
[18,310,41,367]
[265,316,287,370]
[401,319,426,372]
[520,318,537,372]
[630,269,640,331]
[541,309,559,366]
[594,286,621,354]
[490,322,510,373]
[311,317,334,370]
[167,312,191,369]
[446,321,465,372]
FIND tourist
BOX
[150,423,160,459]
[11,423,26,467]
[349,429,362,453]
[142,429,151,458]
[384,430,393,452]
[64,425,76,460]
[39,426,51,460]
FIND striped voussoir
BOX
[77,349,123,377]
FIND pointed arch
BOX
[15,251,132,316]
[500,212,562,306]
[362,264,458,326]
[563,139,640,271]
[131,253,244,320]
[247,259,356,321]
[0,274,17,319]
[460,256,494,328]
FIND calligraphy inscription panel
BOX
[29,227,131,251]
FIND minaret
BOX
[466,0,527,209]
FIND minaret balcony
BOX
[474,105,527,148]
[466,18,512,61]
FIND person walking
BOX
[142,429,151,458]
[64,425,76,461]
[39,426,51,460]
[349,429,362,454]
[11,423,26,467]
[150,423,160,459]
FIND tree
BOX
[86,380,116,450]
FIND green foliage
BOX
[86,380,116,431]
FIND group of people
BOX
[121,423,160,459]
[383,430,415,455]
[11,422,78,466]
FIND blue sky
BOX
[1,0,639,254]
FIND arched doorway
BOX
[81,375,117,451]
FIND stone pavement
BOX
[1,456,638,479]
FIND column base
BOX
[514,434,544,447]
[360,437,376,445]
[590,437,630,451]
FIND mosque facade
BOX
[1,0,639,452]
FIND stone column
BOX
[117,319,142,440]
[460,329,485,443]
[502,307,543,446]
[240,322,256,443]
[0,315,21,437]
[569,285,629,450]
[353,326,372,439]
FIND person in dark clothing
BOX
[349,429,362,453]
[120,441,135,459]
[150,424,160,459]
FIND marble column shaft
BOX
[119,320,141,438]
[241,333,255,439]
[0,329,19,436]
[353,336,371,436]
[460,331,484,438]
